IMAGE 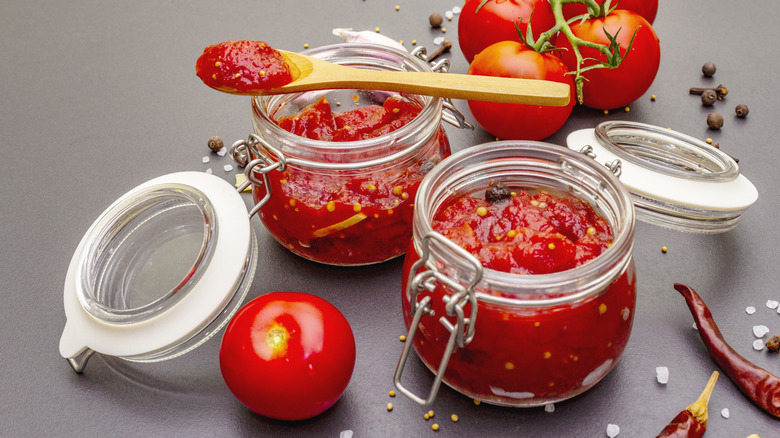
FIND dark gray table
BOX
[3,1,779,436]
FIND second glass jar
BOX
[242,43,455,266]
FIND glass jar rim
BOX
[251,42,444,168]
[412,141,636,307]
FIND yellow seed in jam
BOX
[504,362,515,370]
[507,230,517,238]
[548,381,555,387]
[393,199,400,205]
[353,203,362,212]
[214,61,221,67]
[571,354,579,361]
[272,214,278,221]
[587,227,596,235]
[392,107,400,113]
[212,74,217,80]
[607,342,613,348]
[548,243,556,250]
[544,351,552,359]
[534,322,540,327]
[234,73,241,78]
[401,192,408,199]
[599,303,607,314]
[374,213,379,219]
[326,201,336,212]
[530,200,539,206]
[279,178,287,184]
[259,70,266,77]
[289,199,296,207]
[393,185,403,196]
[476,206,488,217]
[510,191,517,197]
[538,202,547,208]
[388,208,394,215]
[367,184,377,192]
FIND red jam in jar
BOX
[242,43,461,266]
[395,142,637,407]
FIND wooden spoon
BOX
[261,50,570,106]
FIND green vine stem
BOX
[529,0,637,104]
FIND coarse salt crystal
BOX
[445,10,453,19]
[544,403,555,413]
[217,147,227,157]
[205,168,213,174]
[451,6,462,14]
[692,322,698,330]
[202,156,210,163]
[721,408,730,419]
[224,164,234,172]
[433,36,445,46]
[655,366,669,384]
[753,325,770,338]
[339,430,354,438]
[753,339,765,351]
[746,306,756,315]
[606,423,620,437]
[767,300,779,309]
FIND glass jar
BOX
[237,43,464,266]
[394,141,636,407]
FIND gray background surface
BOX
[2,0,779,436]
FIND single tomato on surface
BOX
[219,292,356,421]
[562,0,658,24]
[458,0,556,63]
[555,9,660,109]
[466,41,575,140]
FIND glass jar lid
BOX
[59,172,257,372]
[567,121,758,233]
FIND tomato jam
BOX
[247,44,461,266]
[396,142,636,407]
[196,40,293,94]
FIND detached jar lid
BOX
[567,121,758,233]
[59,171,257,373]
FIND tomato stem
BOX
[542,0,635,104]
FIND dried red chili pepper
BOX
[675,283,780,417]
[656,371,719,438]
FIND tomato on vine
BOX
[219,292,356,421]
[467,39,575,140]
[458,0,556,63]
[552,4,660,109]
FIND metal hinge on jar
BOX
[578,145,623,178]
[393,232,483,406]
[230,133,286,218]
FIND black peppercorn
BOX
[429,13,444,28]
[735,104,749,118]
[208,136,224,152]
[707,113,724,130]
[702,62,716,77]
[701,89,717,106]
[767,335,780,353]
[485,181,512,203]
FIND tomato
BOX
[219,292,356,421]
[466,41,575,140]
[562,0,658,24]
[554,9,660,109]
[458,0,556,63]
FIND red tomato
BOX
[554,9,660,109]
[458,0,556,63]
[219,292,356,421]
[467,41,575,140]
[562,0,658,24]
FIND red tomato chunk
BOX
[196,40,293,93]
[432,188,613,274]
[276,96,421,141]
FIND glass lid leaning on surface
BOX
[567,121,758,233]
[59,171,256,373]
